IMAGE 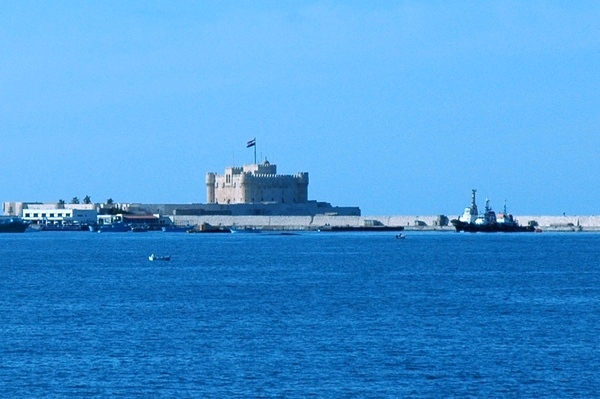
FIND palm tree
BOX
[71,197,80,204]
[83,195,92,204]
[106,198,114,205]
[57,199,65,209]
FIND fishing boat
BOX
[229,226,262,233]
[149,254,171,261]
[162,224,195,232]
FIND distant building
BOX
[198,160,359,216]
[206,160,308,205]
[97,213,171,228]
[18,203,97,226]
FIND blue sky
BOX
[1,1,599,215]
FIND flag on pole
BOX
[246,138,256,148]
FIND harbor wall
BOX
[171,215,600,231]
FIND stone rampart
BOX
[171,214,600,231]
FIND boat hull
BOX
[451,220,535,233]
[0,219,29,233]
[92,222,130,233]
[40,224,92,231]
[230,227,262,233]
[162,225,194,232]
[149,254,171,261]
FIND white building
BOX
[17,203,97,226]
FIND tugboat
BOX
[450,189,535,233]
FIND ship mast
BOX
[470,189,478,215]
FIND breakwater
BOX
[171,215,600,232]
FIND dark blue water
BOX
[1,232,599,398]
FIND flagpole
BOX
[247,137,257,164]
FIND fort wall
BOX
[170,214,600,231]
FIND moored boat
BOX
[317,225,405,232]
[39,223,92,231]
[162,224,195,232]
[450,189,535,233]
[229,226,262,233]
[93,222,131,233]
[0,217,29,233]
[186,223,231,233]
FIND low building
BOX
[97,213,171,228]
[21,206,97,226]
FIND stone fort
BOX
[206,160,308,205]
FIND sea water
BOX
[1,231,599,398]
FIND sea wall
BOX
[170,214,600,231]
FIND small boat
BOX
[149,254,171,262]
[317,224,404,232]
[186,222,231,233]
[395,234,406,239]
[230,226,262,233]
[94,222,131,233]
[162,225,195,232]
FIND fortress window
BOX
[25,213,30,217]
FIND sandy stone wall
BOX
[171,214,600,231]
